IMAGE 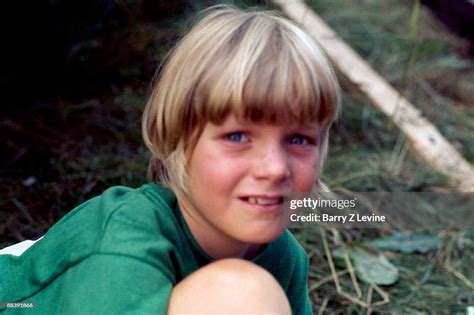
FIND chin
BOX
[238,225,287,244]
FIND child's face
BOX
[181,114,320,257]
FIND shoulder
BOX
[62,183,175,222]
[97,183,177,228]
[255,229,309,280]
[273,230,309,264]
[276,231,312,315]
[65,183,181,258]
[255,230,311,314]
[283,230,310,283]
[2,183,180,267]
[95,184,182,259]
[32,184,177,247]
[53,183,176,232]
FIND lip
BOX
[241,194,285,198]
[238,194,287,214]
[239,194,287,201]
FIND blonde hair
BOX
[142,5,340,198]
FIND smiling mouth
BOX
[241,196,285,206]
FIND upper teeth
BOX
[248,197,281,205]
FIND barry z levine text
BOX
[290,213,386,223]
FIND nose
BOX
[253,144,291,183]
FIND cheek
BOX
[291,153,320,191]
[188,144,244,197]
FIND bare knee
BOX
[167,258,291,314]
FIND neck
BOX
[179,201,265,260]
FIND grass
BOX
[294,227,474,314]
[300,0,474,313]
[309,0,474,166]
[1,0,473,313]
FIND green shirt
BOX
[1,184,312,314]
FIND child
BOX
[0,5,339,314]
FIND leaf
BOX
[332,247,399,285]
[350,248,399,285]
[366,232,442,254]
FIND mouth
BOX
[240,196,285,206]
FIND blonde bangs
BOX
[189,9,339,129]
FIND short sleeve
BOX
[256,231,314,315]
[286,235,313,315]
[27,253,174,315]
[289,252,313,315]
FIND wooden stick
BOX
[309,269,349,293]
[271,0,474,191]
[318,296,329,315]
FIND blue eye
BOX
[224,132,248,143]
[289,135,310,146]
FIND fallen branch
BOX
[271,0,474,191]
